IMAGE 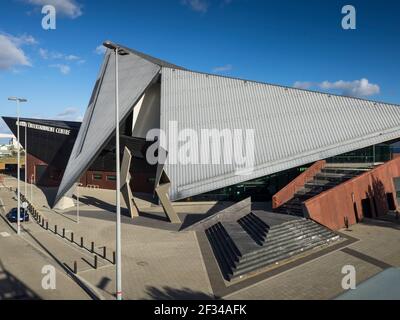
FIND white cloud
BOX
[55,107,82,121]
[25,0,82,19]
[293,81,313,90]
[39,48,81,61]
[293,78,380,97]
[0,33,34,70]
[65,54,80,61]
[95,45,106,55]
[50,63,70,74]
[39,48,49,59]
[212,64,233,73]
[182,0,209,13]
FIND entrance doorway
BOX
[361,198,373,218]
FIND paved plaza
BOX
[1,176,400,300]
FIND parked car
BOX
[6,208,29,223]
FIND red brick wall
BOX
[304,158,400,230]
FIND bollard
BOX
[74,261,78,274]
[80,237,84,248]
[344,216,349,230]
[71,232,74,243]
[46,221,48,230]
[113,251,116,265]
[103,246,107,259]
[55,225,58,234]
[41,219,44,228]
[38,215,41,224]
[62,228,65,238]
[94,255,98,269]
[91,241,94,253]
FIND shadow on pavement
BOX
[0,260,41,300]
[145,286,216,300]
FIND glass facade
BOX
[185,166,309,202]
[327,144,392,164]
[184,142,396,202]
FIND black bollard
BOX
[71,232,74,243]
[46,221,48,230]
[74,261,77,274]
[94,255,98,269]
[62,228,65,238]
[80,237,84,248]
[103,246,107,259]
[113,251,116,265]
[91,241,94,253]
[55,225,58,234]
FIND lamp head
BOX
[102,41,129,56]
[8,97,27,103]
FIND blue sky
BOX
[0,0,399,135]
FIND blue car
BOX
[6,208,29,223]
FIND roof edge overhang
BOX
[169,126,400,201]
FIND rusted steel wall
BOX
[272,160,326,209]
[304,158,400,230]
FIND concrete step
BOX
[242,222,332,260]
[205,223,237,279]
[232,236,337,279]
[237,212,270,246]
[206,214,341,281]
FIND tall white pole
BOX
[115,48,122,301]
[17,101,21,235]
[77,184,80,224]
[24,124,27,216]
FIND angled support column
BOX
[155,170,181,224]
[120,146,140,218]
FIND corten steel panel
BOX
[161,68,400,201]
[305,157,400,230]
[54,49,161,206]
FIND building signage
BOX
[16,121,71,136]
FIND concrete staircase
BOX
[205,211,340,281]
[275,163,375,217]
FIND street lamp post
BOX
[8,97,27,235]
[103,41,129,301]
[76,183,83,224]
[31,174,34,203]
[24,124,28,217]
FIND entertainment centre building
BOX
[4,43,400,231]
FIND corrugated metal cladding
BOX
[161,68,400,201]
[55,49,161,205]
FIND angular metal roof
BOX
[161,68,400,201]
[54,44,400,205]
[54,48,162,205]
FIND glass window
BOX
[93,173,103,180]
[107,175,116,181]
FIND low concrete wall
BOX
[305,157,400,230]
[272,160,326,209]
